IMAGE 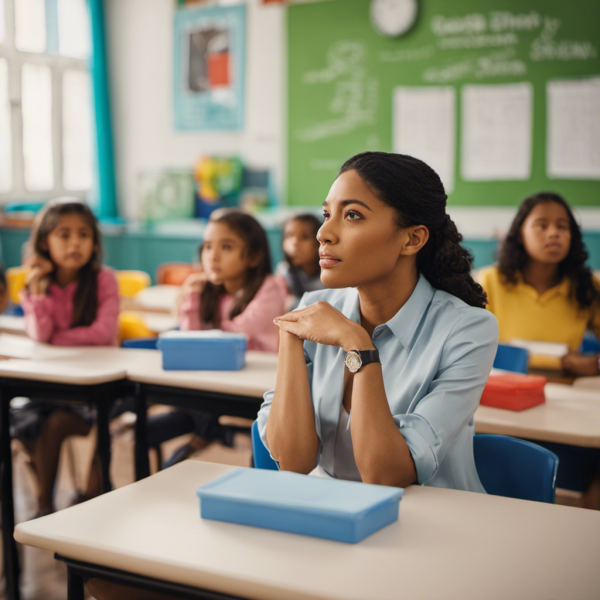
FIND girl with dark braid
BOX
[258,152,498,490]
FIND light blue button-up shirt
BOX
[257,275,498,492]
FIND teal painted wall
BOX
[2,226,599,282]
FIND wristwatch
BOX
[345,349,380,373]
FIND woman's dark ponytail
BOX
[339,152,487,309]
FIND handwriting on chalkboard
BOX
[430,11,596,62]
[297,41,378,142]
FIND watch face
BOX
[370,0,418,38]
[345,351,362,373]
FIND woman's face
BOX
[317,170,411,289]
[520,201,571,266]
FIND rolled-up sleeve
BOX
[21,290,56,342]
[394,310,498,485]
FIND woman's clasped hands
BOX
[274,301,371,351]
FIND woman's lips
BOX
[319,255,341,268]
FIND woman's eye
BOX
[346,210,362,221]
[322,212,330,219]
[223,245,232,251]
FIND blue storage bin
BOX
[196,467,403,543]
[157,330,247,370]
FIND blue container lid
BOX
[197,468,403,520]
[157,330,247,347]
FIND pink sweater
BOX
[178,275,287,353]
[20,267,120,346]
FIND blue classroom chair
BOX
[121,338,158,350]
[474,434,558,503]
[493,343,529,374]
[251,420,278,470]
[580,333,600,355]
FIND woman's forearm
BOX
[266,331,318,473]
[351,363,417,488]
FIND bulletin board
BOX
[287,0,600,206]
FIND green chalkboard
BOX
[287,0,600,207]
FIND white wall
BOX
[105,0,285,220]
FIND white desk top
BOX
[133,285,181,312]
[127,350,277,398]
[574,376,600,391]
[14,461,600,600]
[0,315,26,336]
[0,346,150,385]
[475,383,600,448]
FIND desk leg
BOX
[93,388,112,494]
[0,384,21,600]
[134,383,150,480]
[67,565,85,600]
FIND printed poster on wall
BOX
[174,4,246,131]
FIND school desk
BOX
[0,315,26,336]
[130,284,181,313]
[573,376,600,391]
[14,460,600,600]
[126,350,278,480]
[475,383,600,448]
[0,347,140,600]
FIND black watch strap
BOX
[356,349,380,367]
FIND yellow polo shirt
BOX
[479,266,600,367]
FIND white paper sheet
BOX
[547,78,600,179]
[508,339,569,358]
[461,83,532,180]
[393,86,456,193]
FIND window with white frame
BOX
[0,0,94,203]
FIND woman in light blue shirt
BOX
[258,152,498,492]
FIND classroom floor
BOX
[2,418,252,600]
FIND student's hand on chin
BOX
[273,301,368,349]
[182,272,208,293]
[560,351,600,377]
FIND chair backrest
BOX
[121,337,158,350]
[115,270,152,297]
[251,420,278,470]
[118,312,155,343]
[5,266,30,305]
[580,334,600,355]
[493,343,529,374]
[474,434,558,503]
[155,263,200,286]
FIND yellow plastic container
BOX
[118,312,156,343]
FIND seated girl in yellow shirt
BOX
[479,191,600,377]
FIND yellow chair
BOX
[115,270,151,298]
[118,312,156,344]
[5,266,30,305]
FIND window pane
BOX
[0,59,12,192]
[63,70,93,190]
[58,0,90,59]
[15,0,46,53]
[22,63,53,191]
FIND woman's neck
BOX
[521,260,561,295]
[54,267,80,288]
[356,263,419,338]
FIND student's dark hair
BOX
[498,192,597,310]
[200,210,272,325]
[0,265,6,288]
[339,152,487,308]
[29,198,102,328]
[283,213,322,298]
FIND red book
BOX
[480,374,546,411]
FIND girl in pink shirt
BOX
[153,210,287,466]
[14,198,119,515]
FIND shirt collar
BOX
[347,275,435,350]
[516,272,571,301]
[385,275,435,349]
